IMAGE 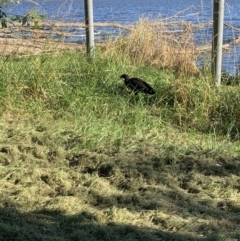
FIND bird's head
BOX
[120,74,129,80]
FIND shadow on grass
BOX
[1,139,240,241]
[0,205,221,241]
[69,149,240,240]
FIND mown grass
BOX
[0,20,240,241]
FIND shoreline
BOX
[0,20,239,56]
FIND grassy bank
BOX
[0,21,240,240]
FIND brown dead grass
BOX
[103,19,199,74]
[0,19,203,73]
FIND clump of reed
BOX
[165,74,240,139]
[103,19,198,74]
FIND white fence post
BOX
[212,0,225,86]
[84,0,94,58]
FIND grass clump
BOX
[103,19,198,74]
[171,76,240,138]
[0,19,240,241]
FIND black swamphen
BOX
[120,74,155,95]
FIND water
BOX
[5,0,240,75]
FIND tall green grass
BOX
[1,40,240,153]
[0,18,240,153]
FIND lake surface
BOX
[5,0,240,75]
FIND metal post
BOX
[84,0,94,58]
[212,0,225,86]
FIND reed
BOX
[103,19,198,74]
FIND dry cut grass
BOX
[0,117,240,241]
